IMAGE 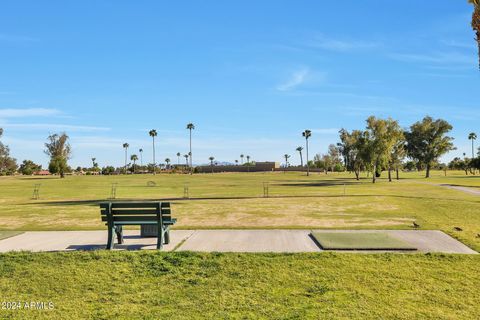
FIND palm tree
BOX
[176,152,181,165]
[186,123,195,174]
[184,154,189,167]
[235,159,239,166]
[302,130,312,176]
[469,132,477,159]
[296,146,304,167]
[91,157,96,168]
[165,158,171,169]
[122,143,129,174]
[209,156,215,173]
[240,154,244,165]
[469,0,480,69]
[284,154,291,173]
[139,148,143,167]
[149,129,157,175]
[246,155,250,164]
[130,154,138,173]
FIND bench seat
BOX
[99,201,176,250]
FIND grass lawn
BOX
[0,251,479,319]
[1,171,479,319]
[1,170,479,250]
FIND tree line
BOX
[0,116,478,180]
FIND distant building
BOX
[196,161,280,173]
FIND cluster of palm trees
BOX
[120,123,195,175]
[283,130,312,175]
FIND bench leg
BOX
[164,227,170,245]
[115,226,124,244]
[106,226,115,250]
[156,225,164,250]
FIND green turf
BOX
[0,231,23,241]
[0,170,479,251]
[0,251,479,319]
[311,232,417,250]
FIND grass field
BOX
[1,171,480,319]
[1,170,479,251]
[0,251,479,319]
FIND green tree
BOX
[184,154,189,167]
[149,129,157,175]
[176,152,181,165]
[364,117,403,183]
[45,133,71,178]
[468,132,477,159]
[0,128,17,175]
[469,0,480,69]
[296,146,304,167]
[283,154,290,173]
[209,156,215,173]
[186,123,195,174]
[405,116,455,178]
[19,160,42,175]
[302,130,312,176]
[130,154,138,173]
[139,148,143,167]
[165,158,171,169]
[122,143,129,174]
[240,154,244,164]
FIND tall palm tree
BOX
[209,156,215,173]
[184,154,189,167]
[302,130,312,176]
[246,155,250,164]
[165,158,171,169]
[176,152,181,165]
[296,146,304,167]
[130,154,138,173]
[469,0,480,69]
[122,143,129,174]
[186,123,195,174]
[284,154,291,173]
[91,157,96,168]
[240,154,244,165]
[469,132,477,158]
[149,129,157,175]
[235,159,239,166]
[139,148,143,167]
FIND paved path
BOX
[0,229,476,254]
[439,184,480,196]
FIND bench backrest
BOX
[99,202,171,223]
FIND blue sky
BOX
[0,1,478,167]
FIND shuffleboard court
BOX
[311,232,417,251]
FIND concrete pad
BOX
[178,230,322,252]
[439,184,480,196]
[311,230,477,254]
[0,230,195,253]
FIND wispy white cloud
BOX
[276,68,310,91]
[440,39,475,49]
[311,128,340,135]
[1,123,110,132]
[0,34,39,43]
[389,52,473,65]
[305,35,380,52]
[0,108,61,118]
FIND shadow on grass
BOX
[25,193,480,207]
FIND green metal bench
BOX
[99,201,176,250]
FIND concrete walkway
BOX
[0,229,476,254]
[439,184,480,196]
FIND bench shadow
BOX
[66,243,155,251]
